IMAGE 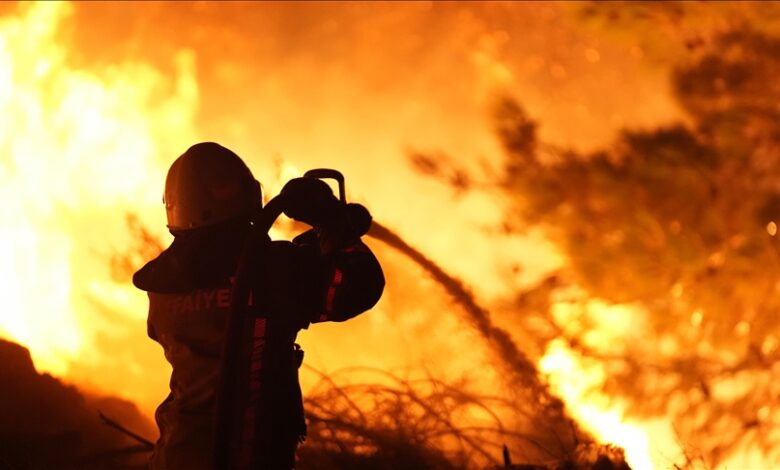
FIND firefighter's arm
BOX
[281,178,385,324]
[311,239,384,323]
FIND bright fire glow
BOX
[0,2,773,469]
[540,299,664,469]
[540,338,654,470]
[0,2,196,377]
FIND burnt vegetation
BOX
[297,367,629,470]
[0,333,628,470]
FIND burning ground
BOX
[2,2,780,469]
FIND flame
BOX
[2,2,773,469]
[540,338,654,470]
[0,2,196,384]
[539,301,687,470]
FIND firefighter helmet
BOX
[164,142,262,231]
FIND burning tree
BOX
[482,26,780,468]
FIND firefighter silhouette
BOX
[133,142,385,469]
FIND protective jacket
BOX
[133,221,384,470]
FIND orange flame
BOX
[0,2,195,383]
[2,2,775,469]
[540,339,654,470]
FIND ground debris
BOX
[491,442,632,470]
[0,338,154,470]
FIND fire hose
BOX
[212,168,578,468]
[212,169,368,470]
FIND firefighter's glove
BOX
[345,203,371,237]
[292,202,372,254]
[280,178,341,228]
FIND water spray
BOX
[305,169,585,453]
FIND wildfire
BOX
[538,300,701,470]
[0,1,195,389]
[540,338,654,470]
[1,2,775,469]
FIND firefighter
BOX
[133,142,384,469]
